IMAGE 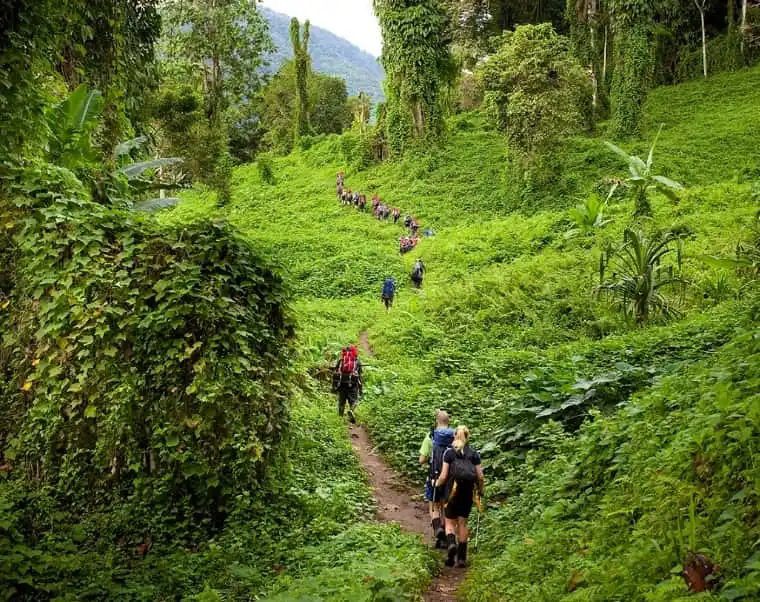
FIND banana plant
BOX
[109,136,183,212]
[597,228,686,324]
[46,84,104,171]
[44,86,183,212]
[566,184,617,237]
[604,126,684,216]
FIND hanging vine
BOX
[608,0,657,137]
[290,18,312,143]
[373,0,456,156]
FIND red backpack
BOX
[339,347,358,374]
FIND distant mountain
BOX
[261,7,385,104]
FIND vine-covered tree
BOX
[290,18,312,142]
[478,24,592,168]
[374,0,456,155]
[607,0,657,136]
[261,62,351,154]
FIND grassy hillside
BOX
[168,64,760,600]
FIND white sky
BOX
[260,0,383,57]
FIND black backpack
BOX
[449,447,478,484]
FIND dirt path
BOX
[349,425,467,601]
[350,332,466,600]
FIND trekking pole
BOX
[473,493,482,552]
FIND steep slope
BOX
[170,64,760,600]
[262,7,385,102]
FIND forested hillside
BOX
[162,62,760,600]
[262,7,385,102]
[1,1,759,601]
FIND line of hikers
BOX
[331,349,485,568]
[336,172,427,255]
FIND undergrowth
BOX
[162,64,760,601]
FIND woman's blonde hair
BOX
[452,425,470,452]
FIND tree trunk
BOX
[602,26,608,84]
[696,1,708,77]
[741,0,748,54]
[413,101,425,138]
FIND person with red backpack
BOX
[332,345,362,423]
[434,425,485,568]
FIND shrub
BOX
[478,24,592,170]
[1,195,296,524]
[597,228,685,324]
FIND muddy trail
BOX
[349,426,467,601]
[351,333,466,601]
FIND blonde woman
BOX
[434,425,484,567]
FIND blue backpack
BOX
[382,278,395,298]
[428,427,455,482]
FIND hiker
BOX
[400,237,414,254]
[372,195,380,213]
[411,258,425,288]
[434,425,484,568]
[392,208,401,224]
[358,194,367,211]
[381,277,396,310]
[332,345,362,423]
[410,219,420,236]
[419,410,455,549]
[404,215,413,229]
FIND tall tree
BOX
[608,0,657,136]
[374,0,456,155]
[159,0,272,201]
[290,18,312,142]
[161,0,272,120]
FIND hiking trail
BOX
[350,332,466,601]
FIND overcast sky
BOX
[260,0,383,57]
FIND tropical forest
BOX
[1,0,759,600]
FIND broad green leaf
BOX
[118,158,182,180]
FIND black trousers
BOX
[338,386,359,415]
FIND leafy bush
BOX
[597,228,685,324]
[257,153,277,185]
[1,195,296,524]
[478,24,592,169]
[567,191,613,236]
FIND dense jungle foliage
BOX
[1,0,760,600]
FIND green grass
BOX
[163,63,760,600]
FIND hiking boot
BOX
[435,528,447,549]
[347,408,356,424]
[431,518,446,549]
[445,534,457,567]
[456,542,468,568]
